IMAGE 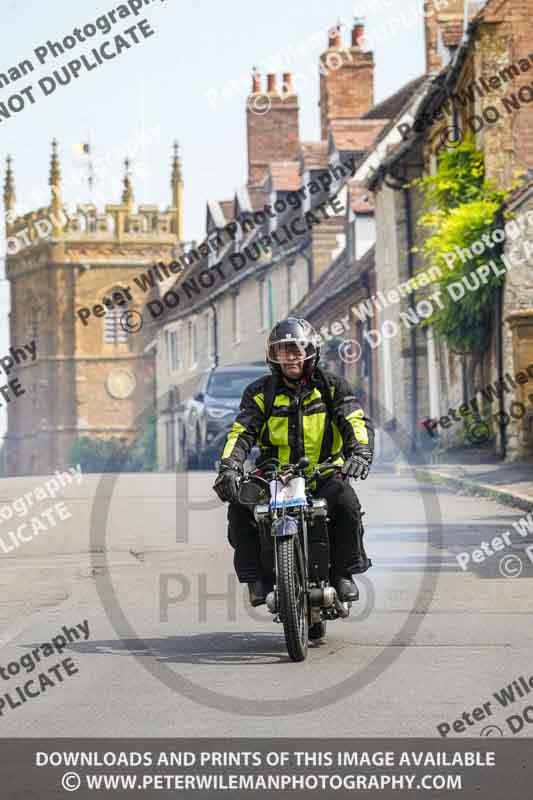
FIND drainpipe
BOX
[496,282,507,460]
[384,168,419,457]
[268,275,274,327]
[300,246,313,290]
[403,182,419,456]
[209,299,219,367]
[361,270,374,419]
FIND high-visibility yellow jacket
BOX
[221,368,373,471]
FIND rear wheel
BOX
[276,536,308,662]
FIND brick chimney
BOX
[319,21,374,140]
[246,71,300,186]
[424,0,468,73]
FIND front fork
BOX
[264,512,350,621]
[266,512,309,619]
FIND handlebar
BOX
[244,456,342,484]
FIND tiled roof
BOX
[362,75,427,121]
[300,141,329,171]
[268,160,301,191]
[292,245,375,319]
[330,119,386,151]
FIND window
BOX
[231,292,240,343]
[104,308,128,343]
[188,318,197,367]
[103,287,129,344]
[205,309,215,365]
[166,327,182,373]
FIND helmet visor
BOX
[268,338,317,363]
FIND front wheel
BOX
[276,536,308,662]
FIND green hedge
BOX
[71,414,156,473]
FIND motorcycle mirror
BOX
[297,457,309,470]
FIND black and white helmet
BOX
[266,317,321,379]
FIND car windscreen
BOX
[207,371,267,399]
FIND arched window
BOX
[103,287,129,344]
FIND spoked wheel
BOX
[276,536,308,662]
[308,621,327,641]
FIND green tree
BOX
[412,135,518,391]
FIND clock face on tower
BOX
[106,368,136,400]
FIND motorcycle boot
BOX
[334,576,359,602]
[248,580,269,607]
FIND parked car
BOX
[181,364,269,469]
[203,425,260,471]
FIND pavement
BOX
[411,460,533,511]
[0,469,531,738]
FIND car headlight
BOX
[206,407,234,419]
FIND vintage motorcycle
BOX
[238,457,353,662]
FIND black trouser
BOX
[227,475,371,584]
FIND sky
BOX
[0,0,427,434]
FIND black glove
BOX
[213,464,241,503]
[341,447,372,481]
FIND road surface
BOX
[0,468,531,737]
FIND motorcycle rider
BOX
[213,317,374,607]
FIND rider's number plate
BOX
[269,476,307,509]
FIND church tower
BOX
[3,141,185,476]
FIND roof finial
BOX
[49,139,61,189]
[122,157,134,206]
[172,141,182,184]
[3,155,15,213]
[171,142,183,242]
[49,139,62,211]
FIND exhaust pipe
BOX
[315,587,350,617]
[266,592,277,613]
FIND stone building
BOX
[292,77,429,453]
[3,141,184,476]
[355,0,533,461]
[153,21,390,470]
